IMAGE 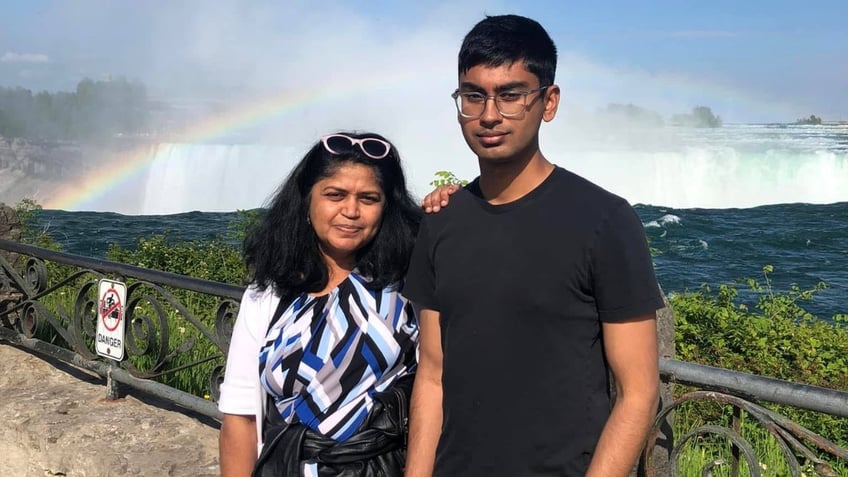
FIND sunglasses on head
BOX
[320,134,392,160]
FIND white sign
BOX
[96,279,127,361]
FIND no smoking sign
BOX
[96,279,127,361]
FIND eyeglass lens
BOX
[359,139,388,158]
[459,95,522,117]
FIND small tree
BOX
[691,106,722,128]
[796,115,822,125]
[670,106,722,128]
[430,170,468,188]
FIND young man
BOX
[404,15,664,477]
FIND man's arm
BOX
[405,308,443,477]
[586,314,659,477]
[219,413,257,477]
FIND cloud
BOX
[1,52,50,63]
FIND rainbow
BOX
[45,73,418,212]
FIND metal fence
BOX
[1,238,846,476]
[0,238,241,419]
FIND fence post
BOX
[648,291,675,476]
[105,365,126,400]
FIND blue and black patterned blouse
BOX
[258,272,418,441]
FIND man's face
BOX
[456,62,558,164]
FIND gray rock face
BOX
[0,136,151,207]
[0,137,84,178]
[0,344,221,477]
[0,137,86,206]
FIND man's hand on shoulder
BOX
[421,184,460,214]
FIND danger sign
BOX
[96,279,127,361]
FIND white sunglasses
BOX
[320,134,392,160]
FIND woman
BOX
[218,132,421,476]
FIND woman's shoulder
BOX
[242,282,278,303]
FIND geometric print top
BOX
[258,272,418,442]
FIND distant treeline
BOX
[0,77,149,140]
[600,104,723,128]
[796,114,822,125]
[670,106,722,128]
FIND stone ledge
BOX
[0,344,220,477]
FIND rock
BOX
[0,344,220,476]
[0,202,22,242]
[0,203,23,317]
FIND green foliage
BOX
[14,199,74,291]
[796,114,823,125]
[227,208,262,244]
[430,170,469,188]
[106,233,247,285]
[105,233,248,396]
[0,77,149,140]
[14,198,41,225]
[671,265,848,446]
[15,198,48,245]
[673,404,847,476]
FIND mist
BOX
[2,1,844,213]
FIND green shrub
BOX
[670,265,848,450]
[430,170,468,187]
[106,233,247,285]
[671,265,848,389]
[104,232,248,396]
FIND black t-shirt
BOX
[404,166,664,477]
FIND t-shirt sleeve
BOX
[404,217,439,311]
[217,286,270,416]
[591,201,664,322]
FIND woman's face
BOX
[308,162,385,267]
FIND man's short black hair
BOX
[458,14,557,87]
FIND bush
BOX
[106,233,247,285]
[670,265,848,447]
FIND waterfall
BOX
[139,144,299,214]
[88,124,848,214]
[571,147,848,208]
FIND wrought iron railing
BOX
[0,238,242,419]
[651,360,848,476]
[1,239,846,476]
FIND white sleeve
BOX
[217,286,277,417]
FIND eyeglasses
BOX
[320,134,392,160]
[451,87,549,118]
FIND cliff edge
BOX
[0,344,220,476]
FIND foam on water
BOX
[644,213,680,228]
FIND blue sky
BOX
[1,0,846,124]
